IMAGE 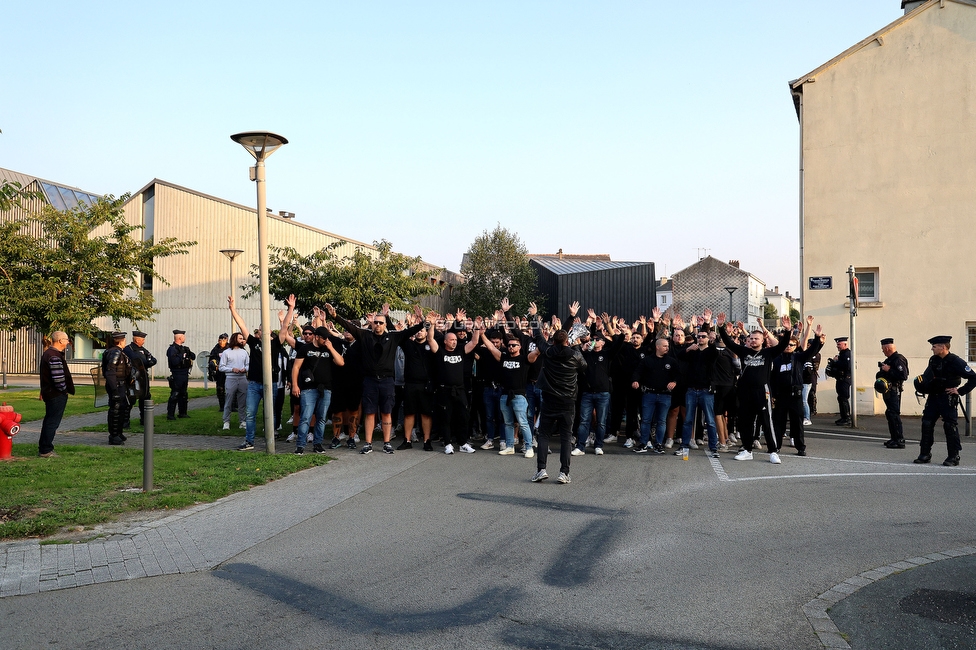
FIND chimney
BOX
[729,259,740,269]
[558,248,564,260]
[902,1,925,15]
[774,286,779,294]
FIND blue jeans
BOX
[499,393,532,448]
[639,393,671,447]
[482,384,501,441]
[801,383,812,421]
[525,383,542,435]
[683,389,717,449]
[576,392,610,450]
[245,380,265,444]
[297,388,332,447]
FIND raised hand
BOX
[500,297,511,312]
[806,314,814,325]
[652,306,661,321]
[381,303,391,316]
[587,308,597,321]
[455,309,466,322]
[716,312,726,326]
[569,301,580,317]
[286,294,296,309]
[528,302,538,316]
[781,314,792,329]
[690,314,700,328]
[703,308,712,322]
[324,303,336,317]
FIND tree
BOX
[763,302,778,320]
[789,307,801,323]
[452,225,542,317]
[243,239,441,318]
[0,180,42,212]
[0,195,195,336]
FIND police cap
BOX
[218,333,228,340]
[880,338,894,345]
[928,335,952,345]
[173,329,186,335]
[111,331,126,340]
[834,337,848,343]
[132,330,148,338]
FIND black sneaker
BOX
[397,440,413,450]
[328,437,342,449]
[108,436,124,446]
[360,443,373,455]
[313,443,326,454]
[178,414,190,419]
[236,442,254,451]
[633,444,648,454]
[347,439,358,450]
[295,447,305,455]
[383,443,395,455]
[651,445,665,455]
[423,440,433,451]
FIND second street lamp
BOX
[219,248,244,336]
[230,131,288,454]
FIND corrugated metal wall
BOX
[532,262,656,323]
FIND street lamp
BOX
[230,131,288,455]
[724,286,738,323]
[219,248,244,336]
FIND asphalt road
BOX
[3,424,975,649]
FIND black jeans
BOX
[772,393,805,452]
[167,374,189,417]
[537,403,574,475]
[108,392,127,439]
[436,386,469,448]
[39,393,68,454]
[883,389,903,440]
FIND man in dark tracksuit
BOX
[914,335,976,466]
[770,326,825,457]
[532,324,586,484]
[717,314,791,464]
[878,338,910,448]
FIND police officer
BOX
[123,330,157,428]
[832,337,853,426]
[102,331,132,445]
[209,333,229,412]
[877,338,909,448]
[166,329,196,420]
[913,335,976,466]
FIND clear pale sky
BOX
[2,1,905,297]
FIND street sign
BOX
[809,276,832,290]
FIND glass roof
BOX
[39,182,99,211]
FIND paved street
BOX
[2,412,975,649]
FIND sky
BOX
[1,1,906,297]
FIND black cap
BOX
[173,329,185,335]
[218,333,229,340]
[132,330,147,338]
[928,335,952,345]
[314,326,329,338]
[880,338,894,345]
[111,331,126,340]
[834,337,848,343]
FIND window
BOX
[854,269,878,302]
[141,187,155,292]
[660,295,668,306]
[968,323,976,362]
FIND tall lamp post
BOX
[219,248,244,336]
[230,131,288,454]
[724,286,738,323]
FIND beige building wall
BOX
[793,0,976,415]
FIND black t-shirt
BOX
[499,353,531,394]
[295,343,336,390]
[434,346,473,387]
[400,339,434,384]
[246,334,284,383]
[476,342,503,384]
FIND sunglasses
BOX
[373,321,384,325]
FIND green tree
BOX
[789,307,801,323]
[0,180,42,212]
[763,302,778,320]
[0,195,195,336]
[244,239,441,318]
[452,225,542,317]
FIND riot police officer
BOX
[102,331,132,445]
[166,329,196,420]
[832,337,852,426]
[913,335,976,466]
[123,329,157,428]
[877,338,909,448]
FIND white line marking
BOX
[732,471,976,482]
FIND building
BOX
[656,277,673,310]
[670,256,766,330]
[0,169,458,377]
[527,253,656,322]
[790,0,976,415]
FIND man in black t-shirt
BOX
[399,323,436,451]
[479,331,540,458]
[291,327,344,454]
[428,313,480,454]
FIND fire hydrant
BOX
[0,402,22,460]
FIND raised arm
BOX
[480,331,502,361]
[228,296,248,335]
[280,294,297,346]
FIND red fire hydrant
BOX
[0,402,23,460]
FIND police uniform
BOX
[834,338,852,426]
[877,338,909,448]
[914,335,976,466]
[102,332,131,445]
[123,330,157,427]
[166,330,196,420]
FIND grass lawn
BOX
[75,402,315,438]
[6,386,215,423]
[0,443,329,540]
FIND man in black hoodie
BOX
[770,317,824,457]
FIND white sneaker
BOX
[603,434,617,444]
[524,448,535,459]
[353,434,361,444]
[499,446,515,455]
[586,435,595,447]
[445,443,454,455]
[411,430,419,442]
[664,439,674,449]
[571,448,584,456]
[624,438,635,449]
[239,423,246,430]
[276,424,282,431]
[594,447,604,455]
[286,433,296,442]
[769,452,782,464]
[689,440,699,450]
[718,443,729,452]
[480,439,494,450]
[532,438,538,448]
[788,438,794,448]
[734,450,753,461]
[499,441,508,451]
[222,422,230,430]
[460,443,476,453]
[531,469,549,482]
[307,433,313,443]
[803,419,812,426]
